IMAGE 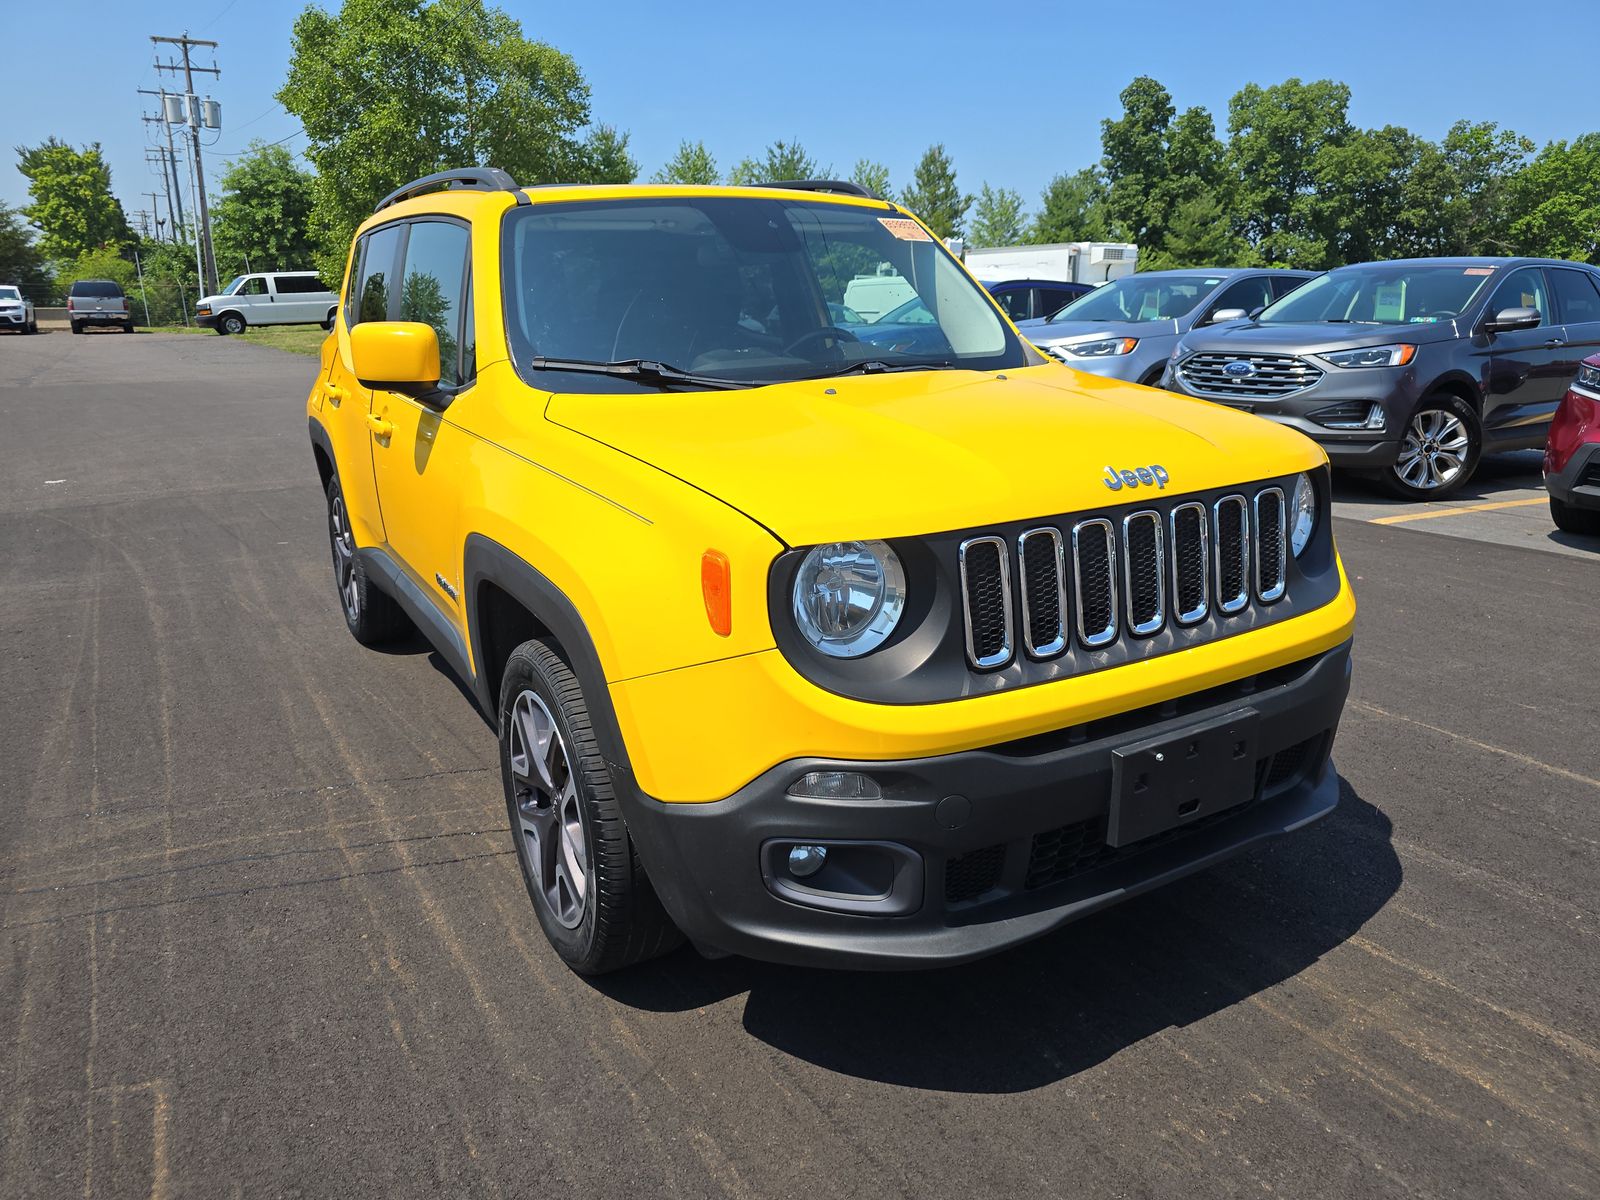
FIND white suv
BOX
[0,285,36,334]
[196,271,339,335]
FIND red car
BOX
[1545,354,1600,535]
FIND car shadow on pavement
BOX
[1330,450,1544,507]
[595,778,1400,1093]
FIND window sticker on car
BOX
[1463,268,1494,276]
[878,218,932,242]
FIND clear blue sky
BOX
[7,0,1598,227]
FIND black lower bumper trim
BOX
[1546,442,1600,508]
[622,641,1353,969]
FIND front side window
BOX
[501,197,1025,389]
[1487,268,1547,327]
[398,220,468,389]
[992,289,1032,322]
[355,224,403,325]
[1048,274,1222,323]
[236,277,268,297]
[1207,276,1273,319]
[1261,264,1495,326]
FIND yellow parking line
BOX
[1370,497,1549,525]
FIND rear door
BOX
[1476,266,1568,447]
[1549,267,1600,380]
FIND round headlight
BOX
[1290,472,1316,558]
[792,540,906,658]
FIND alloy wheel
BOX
[507,689,589,929]
[328,493,360,621]
[1394,408,1470,491]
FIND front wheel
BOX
[1550,495,1600,536]
[1382,395,1481,500]
[499,638,682,974]
[218,312,246,336]
[325,475,410,645]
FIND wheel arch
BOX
[217,308,246,330]
[1419,371,1483,416]
[307,416,336,494]
[463,534,635,785]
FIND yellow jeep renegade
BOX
[307,168,1356,973]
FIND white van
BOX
[196,271,339,335]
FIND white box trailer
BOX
[961,241,1138,284]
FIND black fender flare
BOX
[462,534,636,789]
[308,415,335,483]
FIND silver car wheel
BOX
[328,493,360,621]
[508,689,589,929]
[1394,408,1470,491]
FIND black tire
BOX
[71,321,83,335]
[123,322,135,334]
[499,637,682,975]
[1550,495,1600,536]
[323,308,338,332]
[324,475,410,645]
[24,320,36,335]
[1380,393,1482,500]
[218,312,246,336]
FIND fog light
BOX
[787,845,828,877]
[786,770,882,800]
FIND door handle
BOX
[366,414,393,440]
[1544,338,1567,348]
[323,383,343,406]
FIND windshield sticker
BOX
[878,218,932,242]
[1463,267,1494,275]
[1408,316,1441,323]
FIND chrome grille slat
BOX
[1254,488,1287,602]
[1214,495,1250,614]
[1017,528,1067,659]
[956,484,1291,674]
[1071,519,1117,648]
[958,536,1014,669]
[1178,352,1324,400]
[1121,511,1165,636]
[1169,502,1209,625]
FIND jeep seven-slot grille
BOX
[959,485,1290,670]
[1177,352,1323,399]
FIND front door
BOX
[366,218,474,624]
[1475,266,1569,449]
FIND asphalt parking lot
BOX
[3,330,1597,1199]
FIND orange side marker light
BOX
[701,550,732,637]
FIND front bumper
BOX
[195,311,219,329]
[0,310,27,326]
[1545,441,1600,510]
[624,640,1351,969]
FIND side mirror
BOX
[351,321,442,400]
[1484,306,1541,334]
[1206,308,1249,326]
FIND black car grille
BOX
[945,843,1006,904]
[959,486,1290,670]
[1178,352,1323,400]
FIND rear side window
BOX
[1038,288,1075,317]
[354,224,404,325]
[70,280,124,298]
[398,220,470,389]
[1488,267,1548,327]
[1550,269,1600,325]
[273,275,328,295]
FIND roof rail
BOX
[756,179,878,200]
[375,167,522,212]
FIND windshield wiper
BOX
[795,358,955,382]
[527,356,748,390]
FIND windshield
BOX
[0,287,20,301]
[502,197,1025,389]
[1258,264,1495,325]
[1048,274,1222,323]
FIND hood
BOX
[545,366,1324,546]
[1179,319,1463,355]
[1021,317,1179,344]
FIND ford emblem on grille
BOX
[1223,359,1256,378]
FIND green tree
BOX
[0,203,51,300]
[210,142,317,278]
[726,140,827,185]
[1028,169,1111,243]
[1508,134,1600,263]
[1139,192,1252,269]
[576,124,638,184]
[900,144,971,240]
[1098,78,1226,257]
[850,159,892,199]
[14,138,133,261]
[1310,124,1428,265]
[278,0,593,280]
[968,184,1026,248]
[652,140,719,184]
[1225,78,1353,265]
[57,245,138,296]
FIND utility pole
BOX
[141,119,183,240]
[151,33,220,295]
[142,193,165,242]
